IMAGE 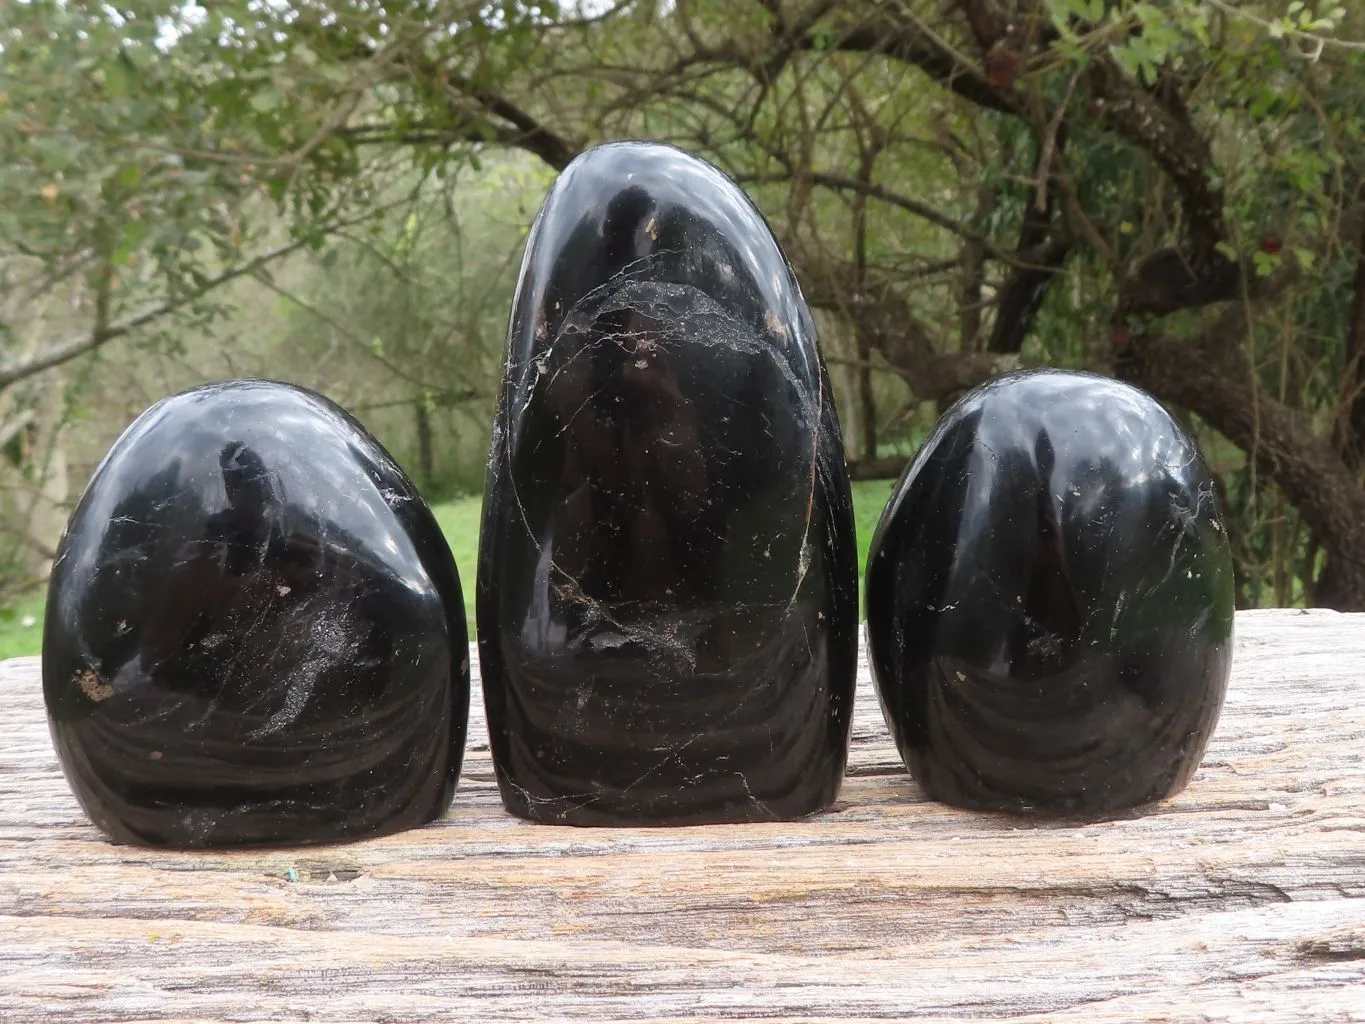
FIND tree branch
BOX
[1335,216,1365,470]
[443,75,578,171]
[334,37,580,172]
[0,238,312,391]
[957,0,1010,51]
[1120,310,1365,610]
[797,252,1023,400]
[803,16,1019,115]
[1088,55,1226,264]
[741,170,1014,259]
[987,119,1071,354]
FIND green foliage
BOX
[0,591,44,661]
[279,153,549,498]
[3,2,281,326]
[0,0,556,345]
[429,493,485,628]
[852,478,896,595]
[2,0,1365,612]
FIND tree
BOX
[3,0,1365,608]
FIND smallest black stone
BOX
[42,380,469,848]
[865,370,1235,816]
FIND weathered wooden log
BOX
[2,608,1363,1022]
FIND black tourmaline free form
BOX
[865,369,1235,815]
[44,380,469,847]
[477,141,858,825]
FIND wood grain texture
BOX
[2,608,1363,1022]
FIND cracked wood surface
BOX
[2,608,1363,1022]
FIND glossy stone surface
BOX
[478,141,858,825]
[43,380,469,847]
[866,370,1234,815]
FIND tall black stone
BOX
[478,142,858,825]
[866,369,1234,815]
[43,380,469,847]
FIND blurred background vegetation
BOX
[2,0,1364,657]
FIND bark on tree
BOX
[1335,220,1365,472]
[415,399,435,482]
[1118,319,1365,611]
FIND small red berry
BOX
[1261,235,1282,255]
[1111,326,1132,347]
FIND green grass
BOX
[0,591,47,661]
[429,492,485,628]
[851,478,895,579]
[2,480,901,660]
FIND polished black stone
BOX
[477,141,858,825]
[866,370,1234,815]
[43,380,469,847]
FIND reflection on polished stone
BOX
[43,380,469,847]
[478,141,858,825]
[866,370,1234,815]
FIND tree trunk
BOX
[851,146,879,462]
[855,332,877,461]
[415,399,434,482]
[1333,221,1365,471]
[958,185,995,353]
[1120,331,1365,611]
[986,129,1068,355]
